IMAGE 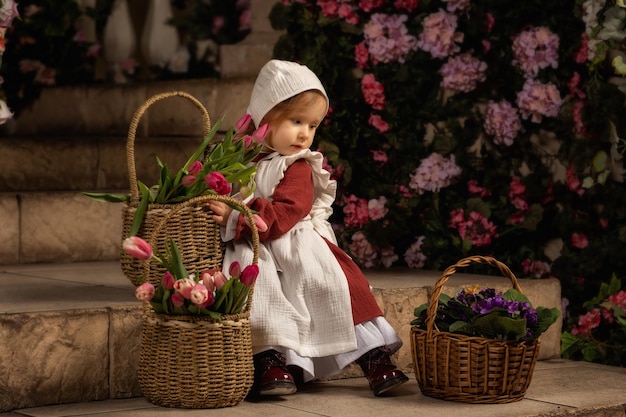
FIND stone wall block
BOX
[20,193,122,263]
[0,195,19,264]
[108,306,143,399]
[0,309,109,412]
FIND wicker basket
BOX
[410,255,541,404]
[120,91,221,286]
[138,194,260,409]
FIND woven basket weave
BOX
[138,194,259,409]
[410,255,540,404]
[120,91,221,286]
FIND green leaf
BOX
[502,288,530,303]
[82,192,129,203]
[560,332,581,356]
[448,320,475,335]
[531,307,560,339]
[128,183,151,236]
[473,312,528,340]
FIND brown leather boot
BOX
[252,349,297,396]
[356,346,409,396]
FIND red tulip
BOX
[240,264,259,287]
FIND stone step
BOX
[0,261,563,412]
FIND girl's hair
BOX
[260,90,327,128]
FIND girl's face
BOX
[266,95,327,156]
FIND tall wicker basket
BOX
[138,194,259,409]
[120,91,222,286]
[410,255,541,404]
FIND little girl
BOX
[208,60,408,397]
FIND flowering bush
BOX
[0,0,250,118]
[270,0,626,326]
[412,285,560,341]
[84,114,268,236]
[123,235,258,318]
[0,0,20,123]
[561,274,626,366]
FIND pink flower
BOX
[416,10,463,59]
[235,113,252,132]
[349,231,379,268]
[203,269,228,290]
[404,236,427,268]
[363,13,418,64]
[368,196,388,221]
[512,26,560,78]
[369,113,389,132]
[516,79,562,123]
[448,210,499,247]
[205,171,232,195]
[566,166,584,196]
[571,233,589,249]
[443,0,471,13]
[244,213,269,233]
[229,261,241,278]
[483,100,522,146]
[171,292,186,308]
[508,177,529,211]
[181,175,196,187]
[355,41,370,68]
[135,282,155,302]
[521,258,552,278]
[370,150,388,164]
[162,272,175,290]
[394,0,419,12]
[380,246,399,268]
[439,52,487,93]
[173,278,196,298]
[252,123,270,142]
[409,152,462,194]
[359,0,386,13]
[361,73,386,110]
[240,264,259,287]
[571,308,601,336]
[187,161,202,175]
[122,236,153,260]
[467,180,490,197]
[343,194,370,227]
[190,284,214,308]
[0,0,19,28]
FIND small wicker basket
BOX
[138,194,259,409]
[120,91,222,286]
[410,255,541,404]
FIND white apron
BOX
[221,149,357,357]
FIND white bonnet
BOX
[247,60,329,127]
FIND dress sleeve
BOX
[234,159,314,241]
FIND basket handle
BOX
[425,255,523,338]
[143,194,260,314]
[127,91,212,204]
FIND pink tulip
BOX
[240,264,259,287]
[171,292,186,307]
[252,123,269,143]
[135,282,155,301]
[244,213,269,232]
[190,283,214,308]
[173,278,195,298]
[187,160,203,175]
[235,113,252,133]
[204,171,232,195]
[182,175,196,187]
[229,261,241,278]
[162,272,175,290]
[122,236,153,260]
[243,135,252,148]
[213,270,228,290]
[200,270,216,291]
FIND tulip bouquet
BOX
[123,235,258,318]
[84,113,268,236]
[411,286,560,342]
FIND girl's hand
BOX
[207,201,233,227]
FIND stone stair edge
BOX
[0,268,563,412]
[8,77,255,137]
